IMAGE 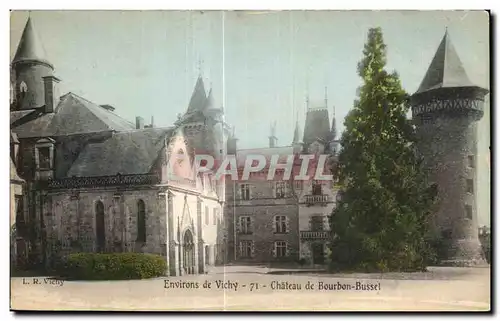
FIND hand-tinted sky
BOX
[10,10,490,225]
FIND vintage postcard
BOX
[9,10,491,311]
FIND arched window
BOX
[95,201,105,252]
[19,81,28,93]
[137,200,146,243]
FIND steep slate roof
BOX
[292,119,301,144]
[302,108,331,145]
[10,92,135,138]
[67,127,175,177]
[12,17,53,68]
[415,31,474,94]
[186,76,208,113]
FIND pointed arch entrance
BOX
[183,230,195,274]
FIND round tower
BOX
[11,17,55,110]
[410,31,488,266]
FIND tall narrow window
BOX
[312,181,322,195]
[274,241,287,258]
[466,179,474,194]
[137,200,146,243]
[38,147,51,170]
[274,215,287,234]
[240,184,251,200]
[465,205,473,220]
[275,182,286,198]
[213,208,217,225]
[239,241,253,258]
[239,216,252,234]
[468,155,475,168]
[95,201,106,252]
[205,206,209,225]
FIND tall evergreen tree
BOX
[328,27,437,272]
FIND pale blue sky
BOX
[10,10,490,225]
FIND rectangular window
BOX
[468,155,475,168]
[274,215,287,234]
[466,179,474,194]
[240,184,251,200]
[294,180,302,190]
[240,216,252,234]
[275,241,287,258]
[465,205,473,220]
[310,215,324,231]
[213,208,217,226]
[240,241,253,258]
[312,181,322,195]
[276,182,286,198]
[205,206,209,225]
[38,147,51,169]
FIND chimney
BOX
[150,116,155,128]
[42,75,61,113]
[227,137,238,155]
[136,116,144,129]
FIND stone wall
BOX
[46,187,167,257]
[417,111,484,264]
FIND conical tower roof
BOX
[12,17,53,68]
[186,75,207,113]
[415,30,474,94]
[205,87,215,110]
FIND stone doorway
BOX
[183,230,195,274]
[311,243,325,265]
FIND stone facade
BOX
[10,18,229,275]
[225,100,339,265]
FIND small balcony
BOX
[305,194,329,206]
[300,230,329,241]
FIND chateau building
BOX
[225,99,341,266]
[10,17,229,275]
[10,16,487,272]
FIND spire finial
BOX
[197,57,204,76]
[305,94,310,109]
[324,86,328,108]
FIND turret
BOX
[410,30,488,266]
[11,17,56,111]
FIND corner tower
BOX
[410,31,489,266]
[11,17,55,110]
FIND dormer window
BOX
[34,138,55,171]
[38,147,51,169]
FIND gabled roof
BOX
[186,76,208,114]
[12,17,53,68]
[67,127,175,177]
[10,92,135,138]
[415,30,474,94]
[302,108,331,146]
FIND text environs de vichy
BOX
[167,153,334,183]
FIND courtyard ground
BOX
[10,265,490,311]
